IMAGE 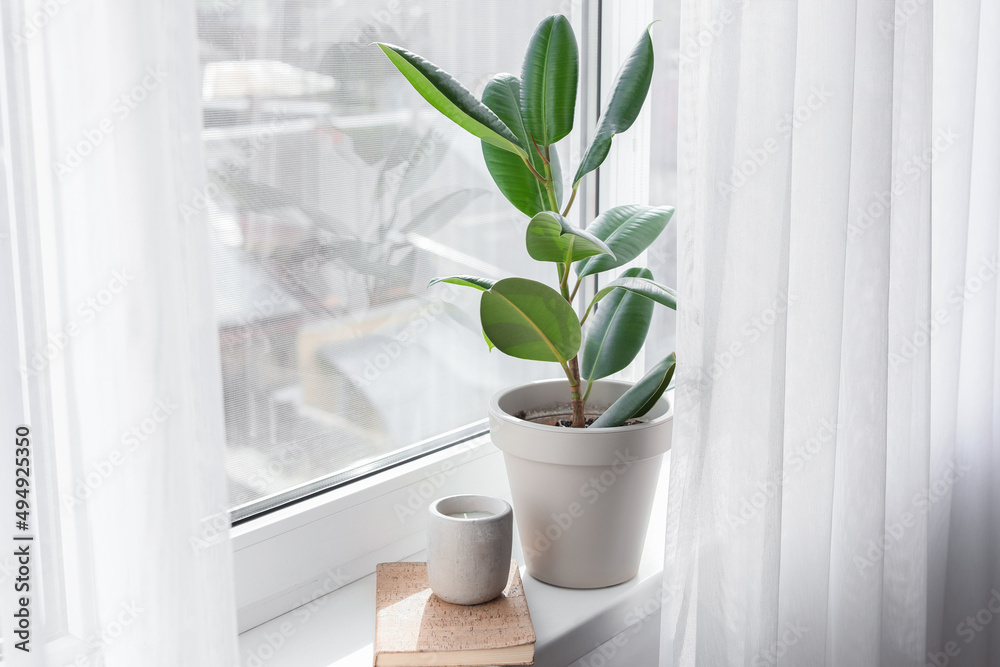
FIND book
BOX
[373,560,535,666]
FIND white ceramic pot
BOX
[488,379,672,589]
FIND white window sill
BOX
[237,454,670,667]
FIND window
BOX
[196,1,594,521]
[199,0,681,629]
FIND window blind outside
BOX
[195,1,577,518]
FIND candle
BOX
[427,495,513,605]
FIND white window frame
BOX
[231,432,506,631]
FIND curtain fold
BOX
[1,1,238,665]
[932,0,1000,662]
[663,0,999,665]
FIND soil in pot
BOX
[514,407,643,428]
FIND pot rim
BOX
[428,494,512,523]
[489,378,673,434]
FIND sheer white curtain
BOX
[662,0,999,665]
[0,1,238,665]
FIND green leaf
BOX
[483,330,495,351]
[584,276,677,321]
[576,205,674,277]
[480,277,581,363]
[521,15,579,146]
[402,188,489,236]
[525,211,615,264]
[376,43,525,156]
[481,74,563,216]
[572,24,655,187]
[580,267,654,381]
[428,275,496,291]
[551,143,564,206]
[482,143,547,216]
[591,352,675,428]
[481,74,560,213]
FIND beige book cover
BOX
[373,561,535,666]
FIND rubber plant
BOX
[377,14,675,428]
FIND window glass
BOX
[196,0,575,517]
[646,0,680,367]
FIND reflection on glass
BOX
[195,1,570,512]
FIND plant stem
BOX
[566,357,586,427]
[531,135,549,165]
[569,276,583,303]
[557,265,586,427]
[582,379,594,404]
[558,359,586,426]
[561,184,578,217]
[521,155,547,182]
[559,260,570,293]
[542,153,559,212]
[558,264,571,301]
[580,288,604,327]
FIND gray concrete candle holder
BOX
[427,494,513,605]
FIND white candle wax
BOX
[445,511,494,519]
